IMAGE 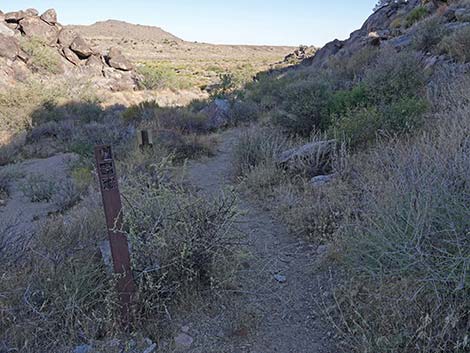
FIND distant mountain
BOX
[67,19,295,63]
[68,19,182,42]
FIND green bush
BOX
[382,97,428,133]
[136,63,192,90]
[20,38,63,74]
[412,16,448,51]
[362,49,427,104]
[273,80,332,135]
[439,26,470,63]
[405,6,429,27]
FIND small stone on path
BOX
[274,274,287,283]
[174,333,193,350]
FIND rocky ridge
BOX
[305,0,469,69]
[0,8,137,91]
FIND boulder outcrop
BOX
[0,7,137,91]
[304,0,464,69]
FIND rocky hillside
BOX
[70,19,181,43]
[0,8,138,91]
[306,0,470,70]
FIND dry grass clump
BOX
[323,75,470,353]
[0,150,240,352]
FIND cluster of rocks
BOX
[0,8,137,90]
[283,45,317,64]
[305,0,470,69]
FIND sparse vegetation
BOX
[439,25,470,63]
[20,38,63,75]
[20,174,57,202]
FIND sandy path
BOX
[183,129,331,353]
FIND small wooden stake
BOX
[137,129,153,150]
[94,145,135,328]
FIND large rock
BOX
[19,16,59,45]
[0,10,5,22]
[62,47,82,66]
[0,22,15,37]
[102,67,137,91]
[70,36,93,58]
[40,9,57,25]
[4,11,27,22]
[58,28,79,48]
[0,35,19,60]
[278,140,336,176]
[107,47,133,71]
[84,55,104,75]
[199,98,231,129]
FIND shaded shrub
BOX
[273,80,332,135]
[51,178,82,212]
[439,25,470,63]
[20,174,56,202]
[229,100,260,124]
[362,49,427,104]
[412,16,448,51]
[325,81,470,353]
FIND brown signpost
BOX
[94,145,135,328]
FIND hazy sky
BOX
[1,1,377,46]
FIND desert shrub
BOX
[326,82,470,352]
[123,101,210,134]
[20,38,63,74]
[232,127,288,177]
[136,62,192,90]
[0,81,100,135]
[381,96,428,132]
[412,16,448,51]
[439,25,470,63]
[274,181,344,243]
[51,178,82,212]
[328,47,380,83]
[328,85,369,117]
[20,174,56,202]
[405,6,429,27]
[1,161,241,351]
[0,141,22,166]
[0,203,110,352]
[329,106,382,148]
[122,100,160,122]
[120,173,240,331]
[229,100,260,124]
[273,80,332,135]
[246,72,294,111]
[362,49,427,104]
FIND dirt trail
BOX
[184,129,331,353]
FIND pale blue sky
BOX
[1,1,377,46]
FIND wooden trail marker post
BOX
[137,129,153,150]
[94,145,136,328]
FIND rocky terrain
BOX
[1,1,470,352]
[0,8,140,91]
[305,0,470,69]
